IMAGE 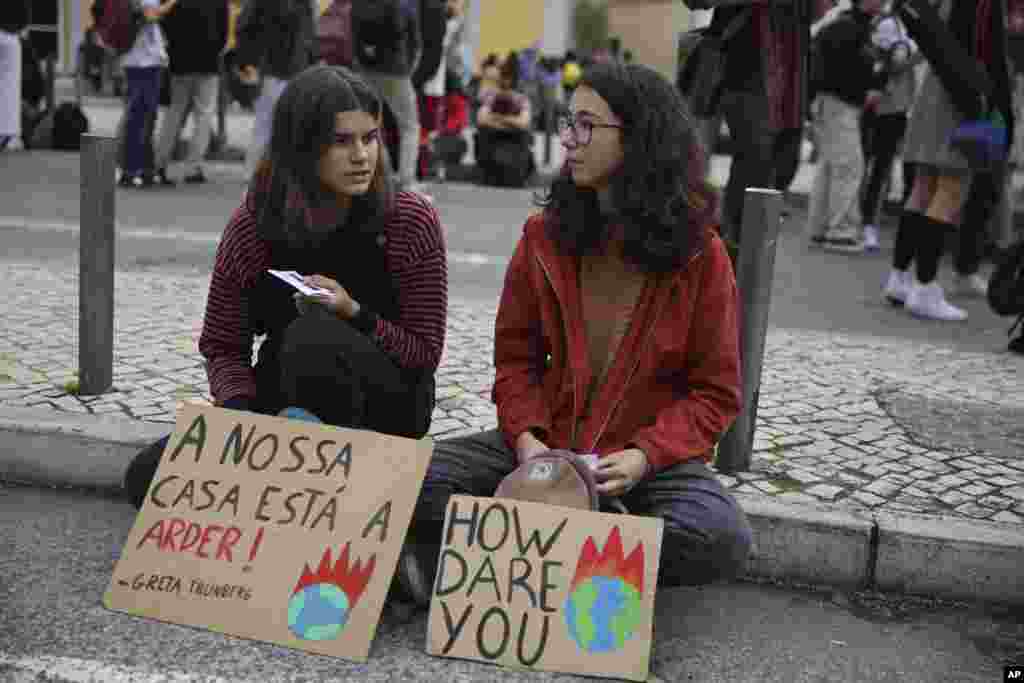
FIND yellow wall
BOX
[608,0,689,79]
[476,0,545,67]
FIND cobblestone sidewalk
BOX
[2,261,1023,524]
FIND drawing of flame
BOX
[293,542,376,608]
[569,526,644,594]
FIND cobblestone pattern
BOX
[2,261,1023,524]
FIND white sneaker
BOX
[863,225,881,252]
[953,272,989,298]
[882,269,912,304]
[905,279,968,321]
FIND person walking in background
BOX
[153,0,229,185]
[0,0,31,151]
[883,0,1014,321]
[119,0,180,188]
[413,0,464,180]
[858,5,920,252]
[681,0,819,248]
[353,0,426,194]
[234,0,317,178]
[805,0,887,253]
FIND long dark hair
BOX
[536,62,718,273]
[249,65,396,250]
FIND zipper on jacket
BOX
[587,249,703,453]
[535,254,578,450]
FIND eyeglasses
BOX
[556,114,623,146]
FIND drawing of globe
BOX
[564,576,642,653]
[287,582,350,641]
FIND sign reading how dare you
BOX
[104,403,433,662]
[427,496,663,681]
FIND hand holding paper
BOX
[300,274,360,320]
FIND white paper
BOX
[267,270,332,297]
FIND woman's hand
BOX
[515,430,550,464]
[298,274,360,319]
[594,448,649,497]
[237,65,261,85]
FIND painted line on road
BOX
[0,653,253,683]
[0,217,507,267]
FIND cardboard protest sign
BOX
[104,403,433,663]
[426,496,663,682]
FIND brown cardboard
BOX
[104,403,433,663]
[426,495,663,681]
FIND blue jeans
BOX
[123,66,162,176]
[407,429,753,589]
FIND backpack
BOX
[988,239,1024,317]
[494,450,601,511]
[318,0,354,67]
[30,102,90,151]
[92,0,145,55]
[352,0,405,69]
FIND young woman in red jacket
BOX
[395,62,752,604]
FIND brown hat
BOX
[494,450,600,511]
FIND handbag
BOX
[951,106,1009,170]
[676,8,753,119]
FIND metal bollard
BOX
[716,188,783,473]
[79,136,118,396]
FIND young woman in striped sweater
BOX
[123,66,448,508]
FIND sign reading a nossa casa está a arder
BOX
[427,495,663,681]
[105,403,433,663]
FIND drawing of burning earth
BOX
[287,542,376,641]
[563,526,645,654]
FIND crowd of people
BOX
[682,0,1023,332]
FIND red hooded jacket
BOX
[492,212,743,473]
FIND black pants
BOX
[719,89,777,244]
[860,112,908,226]
[773,126,804,193]
[474,127,535,187]
[406,429,753,589]
[123,308,434,508]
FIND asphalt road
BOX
[0,482,1020,682]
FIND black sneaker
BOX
[183,168,207,184]
[153,168,176,186]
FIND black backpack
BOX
[352,0,405,69]
[52,102,90,151]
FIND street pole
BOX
[716,187,783,473]
[79,136,118,396]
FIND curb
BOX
[1,406,1022,606]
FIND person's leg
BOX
[861,114,907,233]
[184,74,218,178]
[883,164,935,304]
[245,76,287,178]
[906,172,970,320]
[818,95,865,252]
[718,90,775,245]
[154,73,191,175]
[773,126,803,193]
[621,463,752,587]
[0,30,22,143]
[401,429,519,601]
[366,73,422,189]
[954,170,996,282]
[121,67,161,181]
